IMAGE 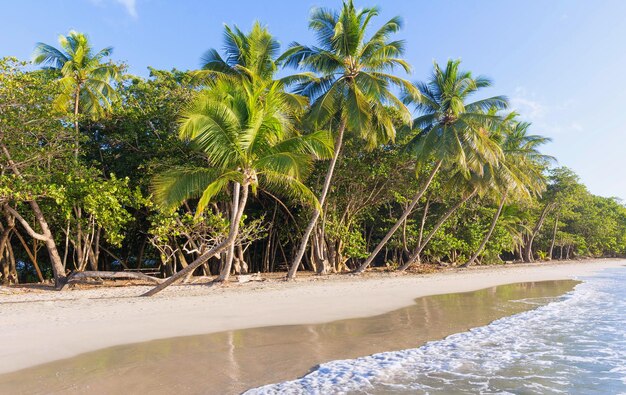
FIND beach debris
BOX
[237,273,265,283]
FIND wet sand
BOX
[0,280,578,394]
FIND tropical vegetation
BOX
[1,1,625,295]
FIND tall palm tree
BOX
[355,59,507,273]
[281,0,418,279]
[142,77,333,296]
[197,22,312,275]
[461,119,552,267]
[32,31,120,156]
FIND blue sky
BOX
[2,0,626,199]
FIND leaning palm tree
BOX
[142,78,333,296]
[460,119,552,267]
[281,0,418,279]
[355,59,507,273]
[32,31,120,156]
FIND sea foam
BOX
[246,268,626,394]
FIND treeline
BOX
[1,1,624,292]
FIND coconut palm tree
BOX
[461,119,552,267]
[32,31,120,156]
[197,22,314,274]
[281,0,418,279]
[142,77,333,296]
[355,59,507,273]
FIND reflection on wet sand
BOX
[0,280,578,394]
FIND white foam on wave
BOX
[246,269,626,395]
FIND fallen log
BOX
[67,271,164,285]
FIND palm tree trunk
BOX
[73,87,81,160]
[142,183,249,296]
[222,182,240,279]
[398,188,477,272]
[461,189,509,268]
[218,182,246,282]
[287,119,346,279]
[355,160,442,273]
[416,197,430,252]
[548,213,559,260]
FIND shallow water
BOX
[249,267,626,394]
[0,280,577,394]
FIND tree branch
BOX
[4,206,48,241]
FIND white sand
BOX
[0,259,623,375]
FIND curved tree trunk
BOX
[523,202,552,262]
[355,160,442,274]
[1,144,67,288]
[223,182,240,279]
[398,189,477,272]
[548,213,559,260]
[287,119,346,279]
[142,183,249,296]
[6,204,67,288]
[218,182,247,282]
[460,189,508,268]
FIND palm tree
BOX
[196,22,313,276]
[32,31,120,156]
[355,59,507,273]
[461,119,552,267]
[281,0,418,279]
[142,77,333,296]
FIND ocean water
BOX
[247,267,626,394]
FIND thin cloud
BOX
[88,0,138,18]
[510,96,545,120]
[115,0,137,18]
[509,87,583,136]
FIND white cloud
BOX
[115,0,137,18]
[88,0,138,18]
[509,96,545,120]
[509,86,583,136]
[570,122,583,132]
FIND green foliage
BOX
[2,4,626,283]
[32,30,121,119]
[325,217,368,259]
[55,172,145,245]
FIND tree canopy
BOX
[0,1,624,290]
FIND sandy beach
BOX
[0,259,623,378]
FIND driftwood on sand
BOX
[67,271,164,285]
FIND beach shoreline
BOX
[0,259,624,375]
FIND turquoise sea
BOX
[248,267,626,394]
